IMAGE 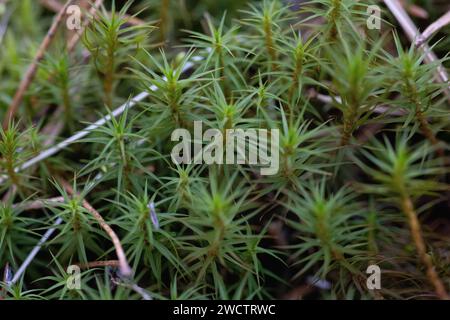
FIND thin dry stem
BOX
[416,11,450,47]
[41,108,65,147]
[0,91,150,186]
[308,89,407,116]
[9,217,63,286]
[383,0,450,93]
[356,123,384,144]
[12,197,65,210]
[76,260,120,269]
[3,0,76,128]
[110,277,152,300]
[2,185,17,203]
[416,110,445,157]
[59,178,132,277]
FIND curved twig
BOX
[59,178,132,277]
[383,0,450,90]
[416,11,450,47]
[3,0,76,128]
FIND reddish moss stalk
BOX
[405,80,444,156]
[287,47,303,103]
[263,14,277,70]
[328,0,342,40]
[339,103,358,147]
[400,195,449,300]
[416,110,444,157]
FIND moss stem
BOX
[400,195,449,300]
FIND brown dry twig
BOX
[76,260,120,269]
[3,0,76,129]
[40,0,103,145]
[58,178,132,277]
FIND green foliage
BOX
[0,0,449,300]
[285,181,368,279]
[0,203,38,269]
[82,0,153,108]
